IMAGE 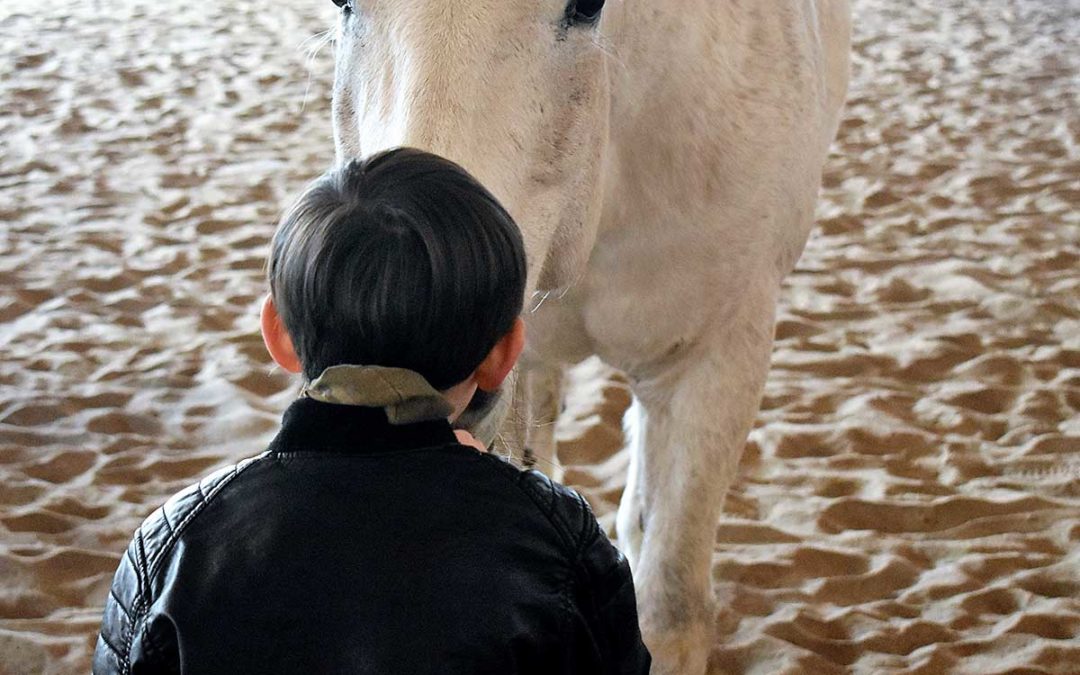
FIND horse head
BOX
[330,0,613,297]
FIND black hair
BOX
[268,148,527,390]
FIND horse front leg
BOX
[514,288,594,478]
[618,291,778,675]
[515,359,565,480]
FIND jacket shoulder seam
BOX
[122,532,152,671]
[475,454,583,555]
[143,456,263,582]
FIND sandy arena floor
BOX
[1,0,1078,673]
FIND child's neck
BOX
[442,379,479,424]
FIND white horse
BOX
[329,1,850,671]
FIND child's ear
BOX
[260,295,302,374]
[474,317,525,392]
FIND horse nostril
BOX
[567,0,606,24]
[331,0,348,8]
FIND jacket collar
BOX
[268,397,458,456]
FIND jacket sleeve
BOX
[94,532,146,675]
[93,529,180,675]
[495,466,652,673]
[570,498,652,675]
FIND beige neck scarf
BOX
[300,364,454,425]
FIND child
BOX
[93,148,651,674]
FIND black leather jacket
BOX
[94,398,651,674]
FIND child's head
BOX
[261,148,527,398]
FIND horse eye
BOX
[330,0,347,8]
[568,0,605,24]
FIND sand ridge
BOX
[1,0,1078,673]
